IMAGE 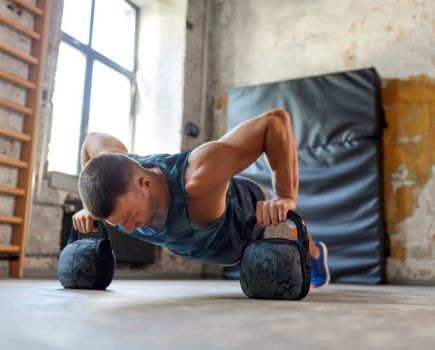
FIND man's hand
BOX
[256,197,296,227]
[72,208,99,233]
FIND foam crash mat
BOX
[227,68,387,284]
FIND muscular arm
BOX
[80,132,128,167]
[186,108,299,204]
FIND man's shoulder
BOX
[128,150,190,168]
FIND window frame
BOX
[55,0,139,176]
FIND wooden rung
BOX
[0,98,33,115]
[0,214,23,224]
[0,127,31,142]
[0,15,41,40]
[0,156,28,169]
[13,0,44,16]
[0,70,36,89]
[0,42,39,65]
[0,244,20,254]
[0,186,25,196]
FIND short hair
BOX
[78,153,140,219]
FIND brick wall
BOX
[182,0,208,151]
[181,0,221,277]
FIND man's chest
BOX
[184,164,230,228]
[184,160,229,228]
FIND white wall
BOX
[133,0,188,155]
[209,0,435,139]
[210,0,435,95]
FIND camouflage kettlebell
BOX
[58,221,116,290]
[240,211,311,300]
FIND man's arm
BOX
[80,132,128,167]
[74,133,129,233]
[186,108,299,216]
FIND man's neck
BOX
[148,167,169,229]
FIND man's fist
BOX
[72,208,99,233]
[256,197,296,227]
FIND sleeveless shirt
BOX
[118,150,260,265]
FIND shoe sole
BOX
[311,241,330,288]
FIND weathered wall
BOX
[182,0,216,152]
[181,0,221,277]
[182,0,207,151]
[383,76,435,282]
[207,0,435,283]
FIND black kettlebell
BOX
[58,221,116,290]
[240,211,311,300]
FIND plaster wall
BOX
[207,0,435,283]
[133,0,187,155]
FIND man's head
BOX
[79,153,157,232]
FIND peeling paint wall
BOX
[383,76,435,282]
[207,0,435,283]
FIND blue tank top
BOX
[118,150,260,265]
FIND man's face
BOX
[105,187,155,233]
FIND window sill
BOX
[48,171,79,193]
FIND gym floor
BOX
[1,280,434,350]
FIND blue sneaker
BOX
[310,241,330,288]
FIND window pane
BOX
[88,61,131,146]
[48,43,86,175]
[92,0,136,70]
[61,0,92,44]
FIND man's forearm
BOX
[264,110,299,202]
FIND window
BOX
[48,0,138,176]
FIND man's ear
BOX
[138,175,151,188]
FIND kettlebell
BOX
[58,221,116,290]
[240,211,311,300]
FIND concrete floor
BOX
[1,280,435,350]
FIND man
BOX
[73,108,329,287]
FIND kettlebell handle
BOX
[246,210,309,243]
[68,221,109,243]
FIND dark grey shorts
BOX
[234,175,291,242]
[233,175,272,242]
